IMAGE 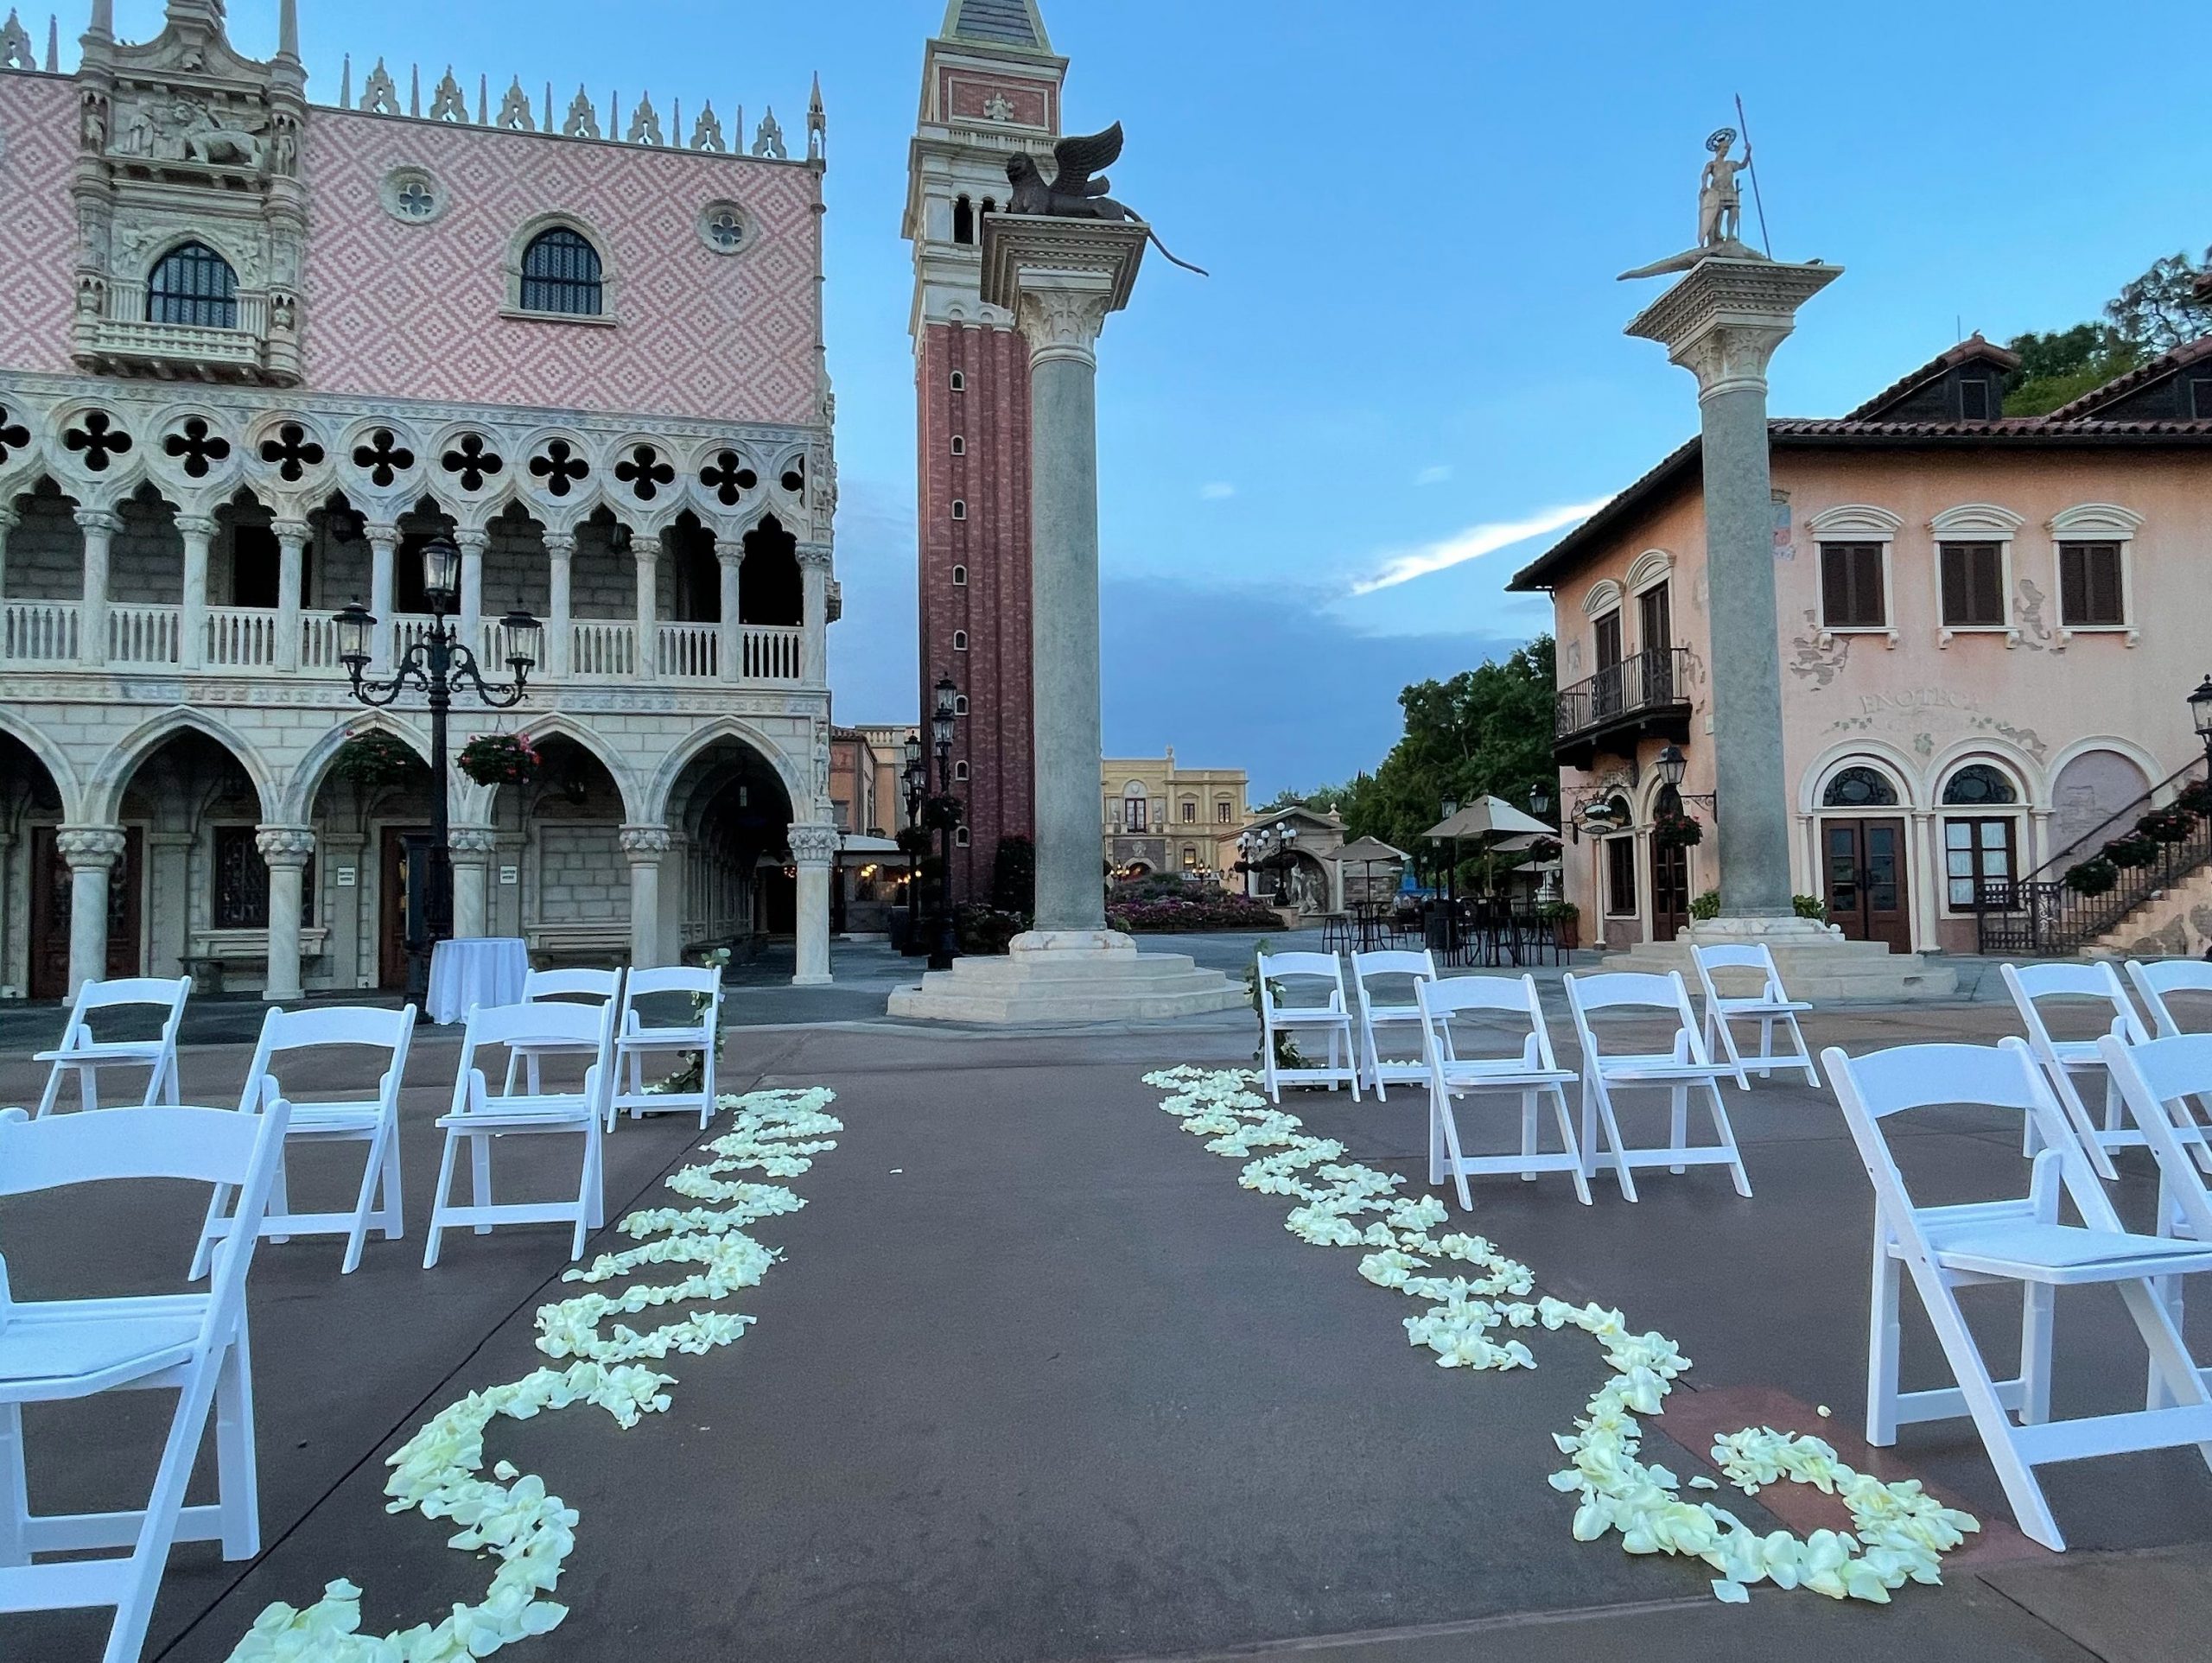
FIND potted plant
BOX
[2138,806,2196,845]
[1689,889,1721,921]
[1651,806,1704,850]
[2177,779,2212,818]
[328,729,424,790]
[1537,898,1580,950]
[2063,856,2120,897]
[2104,833,2159,870]
[1791,894,1829,922]
[921,792,964,832]
[457,732,542,787]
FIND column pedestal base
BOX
[887,929,1248,1025]
[1601,915,1958,1003]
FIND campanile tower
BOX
[903,1,1065,903]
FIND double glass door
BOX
[1822,816,1910,952]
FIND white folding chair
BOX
[1351,948,1439,1099]
[502,968,625,1096]
[423,1001,614,1267]
[32,977,191,1119]
[2125,957,2212,1040]
[190,1005,418,1279]
[1417,974,1594,1210]
[1828,1038,2212,1552]
[1255,951,1362,1105]
[607,967,726,1130]
[0,1101,291,1663]
[1562,970,1750,1202]
[2101,1031,2212,1403]
[2001,961,2148,1180]
[1692,943,1818,1089]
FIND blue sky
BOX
[155,0,2212,794]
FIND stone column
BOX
[56,825,125,995]
[75,507,118,668]
[365,523,398,670]
[620,824,670,967]
[715,535,745,682]
[789,823,838,987]
[176,512,214,670]
[454,526,487,655]
[144,828,194,979]
[1625,257,1839,920]
[273,516,308,671]
[448,825,497,940]
[632,537,659,682]
[0,505,16,604]
[798,545,830,687]
[543,531,574,679]
[321,830,367,991]
[256,824,315,1002]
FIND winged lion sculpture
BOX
[1003,123,1208,276]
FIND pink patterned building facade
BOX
[0,0,846,1002]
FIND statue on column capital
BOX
[787,823,841,866]
[54,825,128,868]
[254,824,316,866]
[1005,124,1209,274]
[619,824,671,860]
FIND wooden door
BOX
[1649,836,1690,943]
[29,825,142,998]
[1822,816,1910,953]
[1592,611,1624,719]
[378,826,430,990]
[1638,584,1674,699]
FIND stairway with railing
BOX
[1975,755,2212,955]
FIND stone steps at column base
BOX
[2082,863,2212,961]
[1599,936,1959,1002]
[887,949,1249,1025]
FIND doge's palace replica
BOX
[0,0,842,1000]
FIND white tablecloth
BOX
[426,936,530,1025]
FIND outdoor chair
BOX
[2001,961,2149,1180]
[31,976,191,1120]
[1255,950,1362,1104]
[1692,943,1819,1089]
[2125,957,2212,1040]
[1827,1038,2212,1552]
[607,966,726,1129]
[189,1004,418,1279]
[1417,974,1594,1209]
[423,1000,615,1266]
[0,1100,292,1663]
[1319,913,1355,954]
[1350,947,1440,1099]
[1561,970,1750,1202]
[503,967,626,1095]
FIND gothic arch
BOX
[278,715,432,822]
[1797,738,1925,815]
[0,709,85,822]
[88,708,279,824]
[643,715,806,827]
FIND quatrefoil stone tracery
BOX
[779,455,805,498]
[258,422,325,482]
[529,439,589,498]
[0,406,29,466]
[700,451,758,506]
[614,444,676,502]
[62,410,132,473]
[440,433,505,492]
[351,428,416,487]
[163,417,232,479]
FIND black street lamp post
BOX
[900,731,928,956]
[929,675,960,971]
[335,536,541,997]
[2191,675,2212,773]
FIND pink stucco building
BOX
[1511,334,2212,956]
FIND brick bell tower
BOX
[903,0,1065,905]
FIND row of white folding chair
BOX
[1564,970,1752,1201]
[1416,973,1592,1209]
[1690,943,1819,1089]
[0,1101,293,1663]
[1255,952,1363,1104]
[2000,962,2152,1180]
[1830,1037,2212,1552]
[1351,949,1439,1098]
[31,976,191,1119]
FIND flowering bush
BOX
[1690,889,1721,921]
[1792,894,1829,922]
[955,904,1025,955]
[1651,807,1704,850]
[2138,805,2196,845]
[2104,834,2159,870]
[921,793,964,832]
[2177,779,2212,818]
[1109,895,1283,932]
[459,732,543,787]
[328,729,425,790]
[2063,857,2120,896]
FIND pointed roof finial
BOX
[43,10,56,70]
[339,50,351,106]
[86,0,112,44]
[276,0,298,60]
[940,0,1052,54]
[409,62,421,118]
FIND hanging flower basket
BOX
[328,730,424,790]
[2063,857,2120,897]
[458,732,543,787]
[2103,834,2159,870]
[921,792,965,832]
[2138,806,2196,845]
[2177,779,2212,818]
[895,825,933,857]
[1651,808,1704,850]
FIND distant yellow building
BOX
[1103,750,1249,878]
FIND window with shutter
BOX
[1821,542,1885,629]
[1939,542,2005,627]
[2058,541,2125,627]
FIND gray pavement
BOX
[3,993,2206,1661]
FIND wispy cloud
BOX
[1414,465,1452,486]
[1199,481,1236,500]
[1348,497,1612,595]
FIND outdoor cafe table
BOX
[427,936,530,1025]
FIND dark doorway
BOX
[378,826,432,990]
[1823,816,1910,953]
[230,521,282,607]
[31,825,142,996]
[1650,835,1690,943]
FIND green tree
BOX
[2106,247,2212,354]
[2001,247,2210,416]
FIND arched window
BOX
[952,630,969,651]
[950,435,965,456]
[1942,764,2018,806]
[1823,765,1900,809]
[950,499,967,520]
[951,564,967,586]
[954,760,969,782]
[519,226,603,316]
[148,241,238,328]
[952,195,975,245]
[950,371,965,392]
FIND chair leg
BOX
[1549,1085,1592,1205]
[1346,1026,1362,1102]
[1583,1074,1638,1202]
[1519,1089,1539,1181]
[380,1108,405,1241]
[2018,1281,2055,1425]
[1789,1014,1821,1087]
[585,1123,605,1230]
[469,1134,493,1234]
[33,1060,63,1120]
[213,1336,260,1558]
[2050,1064,2120,1181]
[265,1154,292,1246]
[2116,1279,2212,1472]
[0,1402,26,1567]
[1704,1081,1752,1198]
[1866,1235,1902,1445]
[1263,1025,1281,1105]
[423,1129,461,1269]
[341,1126,387,1275]
[102,1343,230,1663]
[1668,1083,1688,1176]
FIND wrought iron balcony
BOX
[1554,645,1692,770]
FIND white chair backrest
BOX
[1351,949,1437,987]
[1827,1038,2122,1231]
[2125,958,2212,1038]
[238,1004,416,1114]
[524,967,623,1004]
[454,1002,615,1114]
[0,1101,291,1339]
[622,966,719,1000]
[2101,1031,2212,1238]
[1418,973,1557,1068]
[58,974,190,1042]
[2002,961,2146,1049]
[1255,951,1344,1013]
[1693,943,1785,1003]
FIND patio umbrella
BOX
[1328,835,1407,907]
[1421,797,1558,897]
